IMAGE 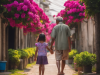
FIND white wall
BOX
[34,0,40,5]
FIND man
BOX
[50,17,71,75]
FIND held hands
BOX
[50,46,54,54]
[50,49,54,54]
[34,57,36,61]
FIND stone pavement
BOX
[24,52,76,75]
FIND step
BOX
[80,71,100,75]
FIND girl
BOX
[34,33,53,75]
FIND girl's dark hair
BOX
[38,34,46,42]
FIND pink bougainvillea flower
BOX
[69,16,74,19]
[79,13,83,16]
[17,6,22,11]
[28,12,35,19]
[80,7,83,11]
[67,11,70,14]
[30,6,36,14]
[75,19,79,22]
[14,13,20,19]
[24,0,31,7]
[6,4,13,8]
[19,3,24,7]
[67,19,72,23]
[83,12,85,16]
[73,8,77,13]
[29,0,33,3]
[22,5,28,11]
[53,15,55,17]
[27,18,30,21]
[77,9,80,12]
[7,8,11,12]
[57,0,86,25]
[13,1,19,7]
[21,13,26,18]
[4,0,53,37]
[63,17,67,20]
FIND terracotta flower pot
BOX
[74,63,78,71]
[78,67,83,75]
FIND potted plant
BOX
[74,54,83,75]
[81,51,97,73]
[74,63,78,71]
[68,49,78,64]
[8,49,20,69]
[18,49,28,69]
[27,48,33,64]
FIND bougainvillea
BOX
[46,23,56,42]
[2,0,50,35]
[4,0,37,26]
[57,0,86,25]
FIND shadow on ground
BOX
[24,69,31,72]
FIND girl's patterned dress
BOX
[35,42,48,64]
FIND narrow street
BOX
[24,52,75,75]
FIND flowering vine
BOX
[57,0,86,25]
[2,0,50,35]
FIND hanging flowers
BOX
[57,0,86,25]
[2,0,51,35]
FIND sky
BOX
[48,0,67,16]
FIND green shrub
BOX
[74,54,83,67]
[80,51,96,66]
[8,48,36,65]
[17,49,28,58]
[8,47,36,65]
[8,49,21,65]
[92,65,96,72]
[23,47,36,58]
[69,49,78,59]
[74,51,97,67]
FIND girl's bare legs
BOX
[41,64,45,75]
[39,65,42,75]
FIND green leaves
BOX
[69,49,78,59]
[0,0,9,5]
[74,51,97,67]
[74,54,83,67]
[8,47,36,65]
[8,49,21,65]
[81,0,100,15]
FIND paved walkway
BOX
[24,52,75,75]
